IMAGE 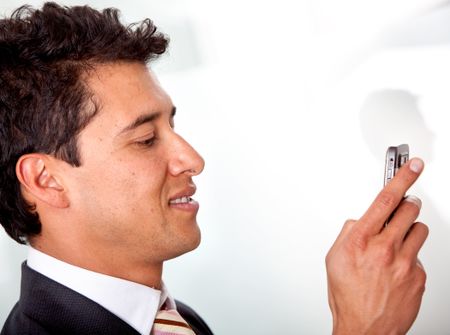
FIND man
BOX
[0,3,210,335]
[0,2,428,335]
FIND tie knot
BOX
[152,309,196,335]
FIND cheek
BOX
[129,160,169,211]
[97,159,168,212]
[70,149,169,221]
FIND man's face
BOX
[62,62,204,265]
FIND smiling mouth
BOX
[168,195,199,213]
[169,196,195,205]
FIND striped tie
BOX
[151,309,196,335]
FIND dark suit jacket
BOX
[1,263,213,335]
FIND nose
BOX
[168,133,205,177]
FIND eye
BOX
[136,136,157,147]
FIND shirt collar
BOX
[27,246,175,335]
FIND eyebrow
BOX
[117,106,177,136]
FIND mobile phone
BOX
[384,144,409,186]
[383,144,409,226]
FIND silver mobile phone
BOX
[384,144,409,225]
[384,144,409,186]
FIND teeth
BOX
[170,196,192,204]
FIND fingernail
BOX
[409,158,424,173]
[404,195,422,209]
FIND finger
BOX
[402,222,429,259]
[358,158,424,236]
[383,195,421,248]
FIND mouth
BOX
[168,186,199,212]
[169,196,196,205]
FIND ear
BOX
[16,154,69,208]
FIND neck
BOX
[30,238,163,289]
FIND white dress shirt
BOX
[27,247,176,335]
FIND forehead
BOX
[84,62,172,130]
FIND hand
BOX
[326,158,428,335]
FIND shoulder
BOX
[1,303,51,335]
[176,300,214,335]
[3,263,139,335]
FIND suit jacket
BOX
[1,263,213,335]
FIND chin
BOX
[167,228,201,261]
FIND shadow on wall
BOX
[359,89,450,332]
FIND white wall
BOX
[1,0,449,333]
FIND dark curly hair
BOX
[0,2,169,244]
